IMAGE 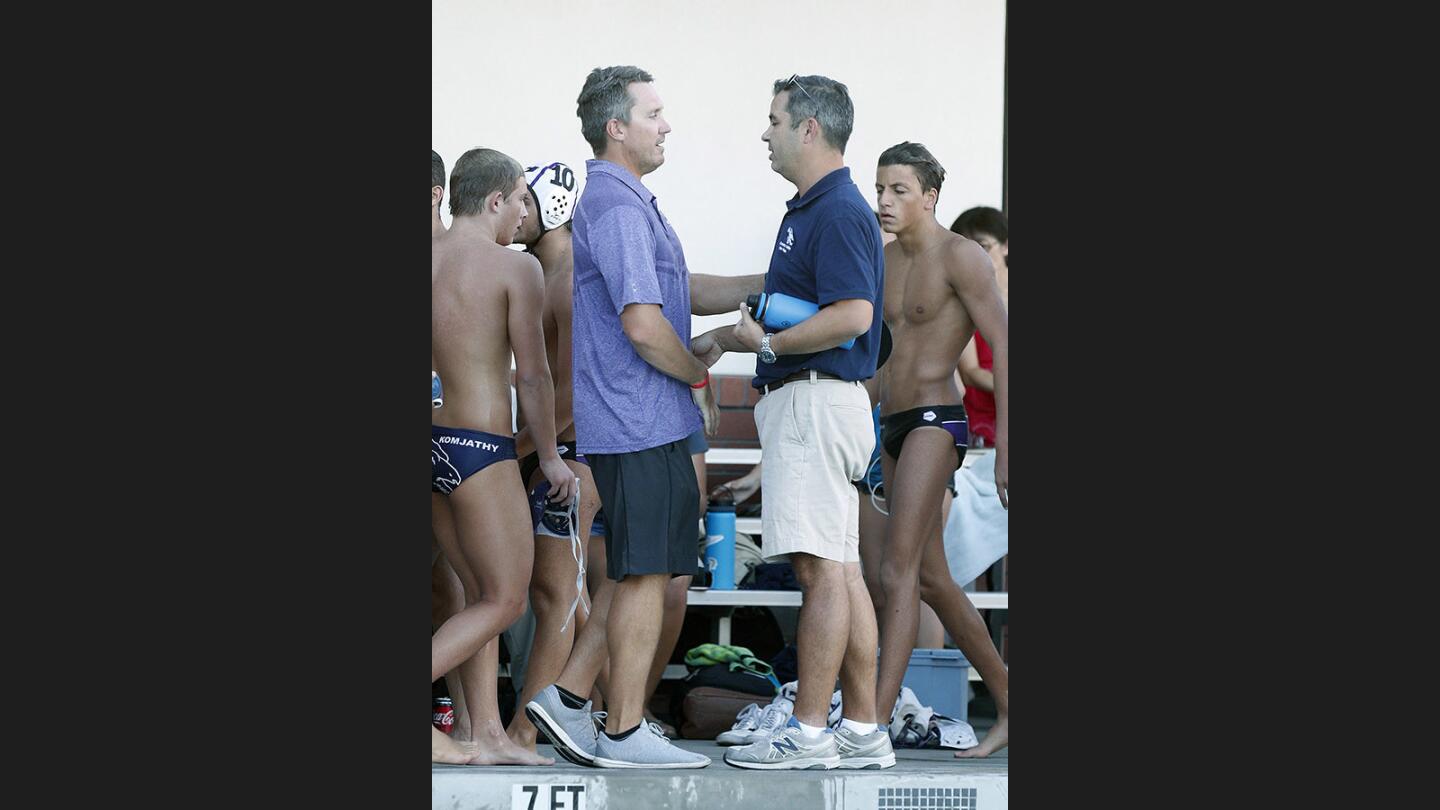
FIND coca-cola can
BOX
[432,697,455,734]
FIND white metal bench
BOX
[676,588,1008,681]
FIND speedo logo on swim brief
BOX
[777,226,795,254]
[437,436,501,452]
[923,411,936,421]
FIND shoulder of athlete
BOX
[460,248,537,300]
[943,231,991,278]
[500,249,544,284]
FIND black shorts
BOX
[587,438,700,581]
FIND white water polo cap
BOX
[524,162,581,232]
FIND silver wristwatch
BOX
[759,333,777,364]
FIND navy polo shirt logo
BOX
[777,226,795,254]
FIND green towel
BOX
[684,643,780,689]
[685,643,754,668]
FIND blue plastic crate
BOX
[900,648,970,722]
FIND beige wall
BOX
[434,0,1006,376]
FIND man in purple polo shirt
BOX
[525,65,717,770]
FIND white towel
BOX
[943,450,1009,588]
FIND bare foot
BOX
[507,721,539,752]
[955,713,1008,758]
[465,725,555,766]
[433,726,480,764]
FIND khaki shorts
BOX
[754,373,874,563]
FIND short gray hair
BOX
[577,65,656,154]
[773,74,854,154]
[449,148,524,217]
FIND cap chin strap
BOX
[526,162,565,236]
[559,480,587,632]
[529,187,550,238]
[865,455,889,517]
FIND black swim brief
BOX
[879,404,968,470]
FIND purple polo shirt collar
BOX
[586,159,656,206]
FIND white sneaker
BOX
[716,703,763,746]
[723,721,840,770]
[741,699,794,744]
[834,724,896,769]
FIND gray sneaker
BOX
[723,722,840,770]
[525,685,599,767]
[736,699,793,744]
[834,725,896,769]
[592,721,711,769]
[716,703,763,745]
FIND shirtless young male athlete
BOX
[431,147,576,765]
[872,141,1009,757]
[505,160,610,752]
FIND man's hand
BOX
[994,445,1008,510]
[540,457,578,504]
[710,465,761,505]
[691,332,724,367]
[733,301,764,353]
[691,380,720,437]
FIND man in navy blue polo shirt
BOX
[697,74,892,771]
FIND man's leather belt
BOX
[760,369,845,395]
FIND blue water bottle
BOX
[704,504,736,590]
[746,293,855,350]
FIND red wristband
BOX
[690,372,709,390]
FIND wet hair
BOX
[449,148,523,217]
[878,141,946,195]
